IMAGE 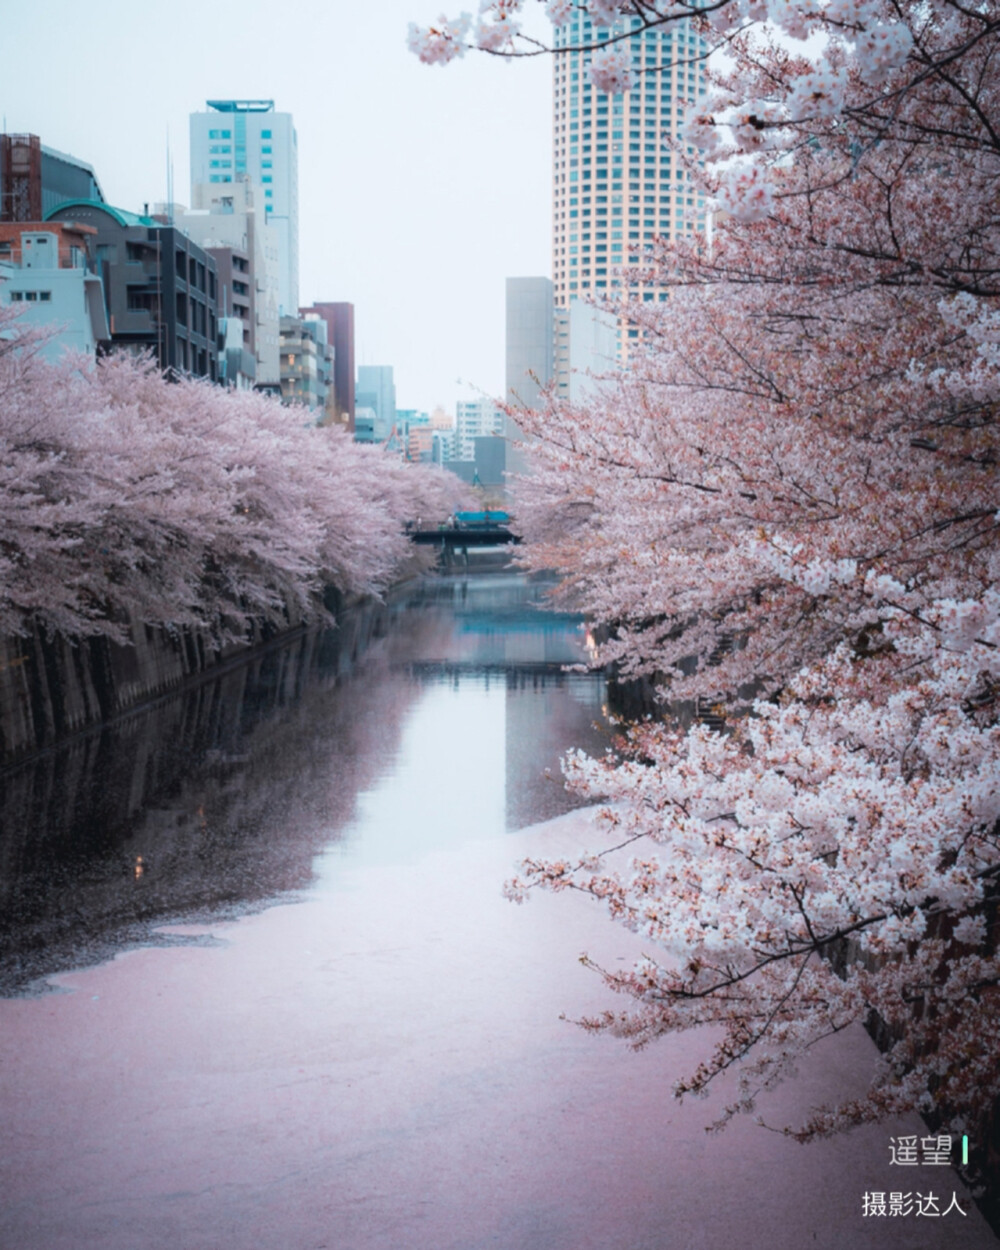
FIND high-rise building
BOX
[551,13,706,318]
[190,100,298,316]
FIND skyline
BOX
[0,0,551,415]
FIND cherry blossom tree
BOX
[0,307,461,644]
[412,0,1000,1144]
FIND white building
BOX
[455,398,503,461]
[0,227,108,361]
[554,301,618,403]
[171,178,280,385]
[190,100,299,317]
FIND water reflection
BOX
[0,573,609,995]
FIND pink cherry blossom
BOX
[589,42,638,93]
[0,306,464,643]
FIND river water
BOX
[0,571,994,1249]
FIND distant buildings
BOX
[0,126,392,435]
[280,314,333,415]
[455,398,503,461]
[299,302,354,428]
[554,300,618,402]
[356,365,397,443]
[190,100,298,317]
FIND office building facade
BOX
[190,100,298,316]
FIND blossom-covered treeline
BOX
[0,311,460,644]
[413,0,1000,1142]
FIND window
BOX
[39,291,51,302]
[262,145,272,154]
[261,128,272,138]
[261,175,272,184]
[10,291,23,301]
[127,288,157,312]
[261,160,272,169]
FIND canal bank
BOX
[0,557,439,765]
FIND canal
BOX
[0,570,994,1249]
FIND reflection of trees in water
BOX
[0,600,432,995]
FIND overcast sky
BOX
[1,0,552,415]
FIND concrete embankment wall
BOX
[0,606,316,764]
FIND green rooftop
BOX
[44,200,157,228]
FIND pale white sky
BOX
[1,0,552,415]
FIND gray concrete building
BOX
[505,276,553,411]
[46,200,219,381]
